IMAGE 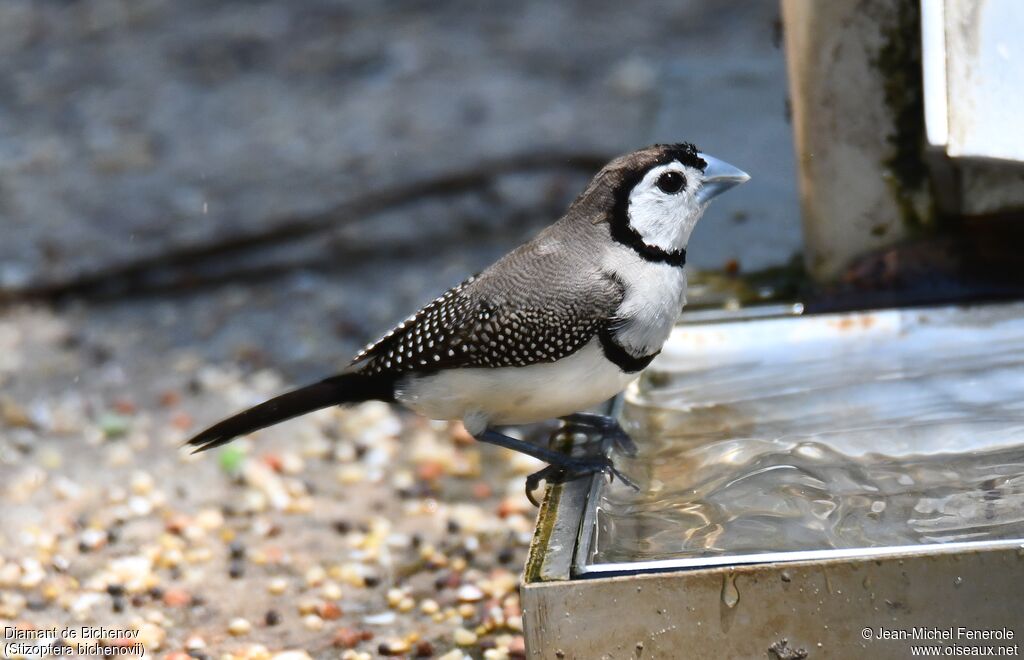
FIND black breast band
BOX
[597,327,659,373]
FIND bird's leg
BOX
[475,429,584,465]
[474,429,637,507]
[557,412,638,457]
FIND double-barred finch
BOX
[187,143,748,491]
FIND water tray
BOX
[581,302,1024,576]
[522,303,1024,658]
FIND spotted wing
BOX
[349,278,479,375]
[349,270,623,377]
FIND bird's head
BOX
[578,143,749,258]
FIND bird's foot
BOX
[472,427,638,507]
[525,454,639,507]
[555,413,638,457]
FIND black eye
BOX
[656,171,685,194]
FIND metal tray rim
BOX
[574,537,1024,578]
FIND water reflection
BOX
[589,305,1024,565]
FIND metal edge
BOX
[535,478,593,582]
[570,395,625,578]
[675,302,804,326]
[576,538,1024,578]
[526,396,624,583]
[524,543,1024,658]
[571,472,604,579]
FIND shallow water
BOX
[588,304,1024,566]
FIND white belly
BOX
[394,339,636,433]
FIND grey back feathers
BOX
[349,226,623,376]
[349,143,702,378]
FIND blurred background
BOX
[0,0,796,380]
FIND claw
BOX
[525,465,566,506]
[522,455,639,506]
[525,470,547,507]
[523,416,641,506]
[525,477,542,507]
[608,465,640,491]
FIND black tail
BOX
[186,372,395,453]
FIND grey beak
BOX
[695,153,750,204]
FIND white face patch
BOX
[626,161,706,252]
